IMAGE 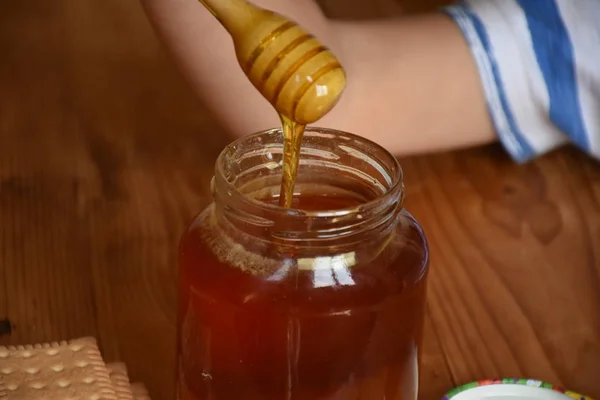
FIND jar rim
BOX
[214,126,404,221]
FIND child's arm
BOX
[140,0,496,156]
[141,0,600,161]
[444,0,600,162]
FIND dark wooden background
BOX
[1,0,599,399]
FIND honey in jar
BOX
[177,127,430,400]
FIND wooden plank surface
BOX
[0,1,599,400]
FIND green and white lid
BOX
[443,379,593,400]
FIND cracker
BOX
[1,374,6,400]
[0,337,118,400]
[107,363,133,400]
[107,363,150,400]
[130,383,151,400]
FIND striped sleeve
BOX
[443,0,600,163]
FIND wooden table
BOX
[1,0,599,399]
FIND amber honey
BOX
[178,178,429,399]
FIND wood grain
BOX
[0,1,599,400]
[401,148,600,397]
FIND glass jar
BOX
[177,127,430,400]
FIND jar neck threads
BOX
[212,127,405,246]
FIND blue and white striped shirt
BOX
[445,0,600,163]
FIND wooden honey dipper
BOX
[198,0,347,125]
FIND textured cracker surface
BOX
[0,337,117,400]
[131,383,151,400]
[107,363,133,400]
[1,374,6,399]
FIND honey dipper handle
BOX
[198,0,262,34]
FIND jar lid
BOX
[442,379,593,400]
